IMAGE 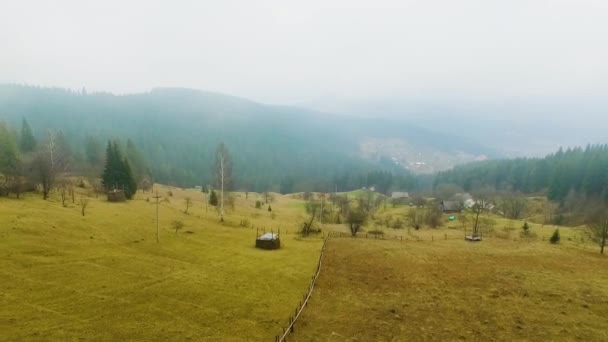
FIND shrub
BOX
[171,220,185,234]
[522,221,530,236]
[391,218,404,229]
[209,190,218,206]
[368,228,384,235]
[255,200,262,209]
[550,229,560,244]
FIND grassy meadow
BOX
[0,187,323,341]
[2,188,607,341]
[292,233,608,341]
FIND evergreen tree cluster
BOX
[0,85,459,192]
[101,141,137,199]
[435,145,608,201]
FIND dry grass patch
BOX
[293,237,608,341]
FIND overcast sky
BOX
[1,0,607,109]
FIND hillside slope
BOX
[0,85,495,190]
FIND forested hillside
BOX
[0,85,491,192]
[435,145,608,202]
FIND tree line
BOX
[0,118,149,199]
[435,145,608,202]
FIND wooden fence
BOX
[332,230,461,242]
[275,233,332,342]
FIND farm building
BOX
[439,200,462,214]
[391,191,409,199]
[107,189,126,202]
[391,191,409,202]
[255,232,280,250]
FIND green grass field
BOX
[0,187,323,341]
[2,189,607,341]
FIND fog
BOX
[1,0,607,153]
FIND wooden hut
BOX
[255,232,280,250]
[107,189,126,202]
[439,200,462,214]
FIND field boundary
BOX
[275,233,332,342]
[332,230,461,242]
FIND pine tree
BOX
[101,141,137,199]
[550,229,560,244]
[522,221,530,237]
[0,122,19,175]
[19,118,36,153]
[122,159,138,199]
[102,141,119,190]
[209,190,218,206]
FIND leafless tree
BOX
[588,220,608,254]
[301,208,317,237]
[79,198,89,216]
[34,131,70,200]
[184,197,193,214]
[346,206,368,236]
[500,192,527,219]
[586,206,608,254]
[172,220,185,234]
[214,143,232,222]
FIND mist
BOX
[1,0,607,155]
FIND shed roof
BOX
[441,201,462,211]
[257,233,279,241]
[391,192,409,199]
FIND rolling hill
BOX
[0,84,496,191]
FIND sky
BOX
[1,0,607,106]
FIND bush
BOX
[391,218,404,229]
[255,200,262,209]
[522,221,530,236]
[171,220,185,234]
[550,229,560,244]
[368,228,384,235]
[209,190,218,206]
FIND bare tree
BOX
[588,219,608,254]
[214,143,232,222]
[79,198,89,216]
[184,197,193,214]
[34,131,70,200]
[301,208,317,237]
[500,192,527,219]
[346,206,368,236]
[60,182,68,207]
[172,220,185,234]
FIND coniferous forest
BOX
[0,85,424,194]
[435,145,608,202]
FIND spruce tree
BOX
[101,141,137,199]
[209,190,218,206]
[0,122,19,174]
[19,118,36,153]
[102,141,118,190]
[550,229,560,244]
[122,159,138,199]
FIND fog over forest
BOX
[1,0,607,157]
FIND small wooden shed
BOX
[440,200,462,214]
[107,189,126,202]
[256,232,281,250]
